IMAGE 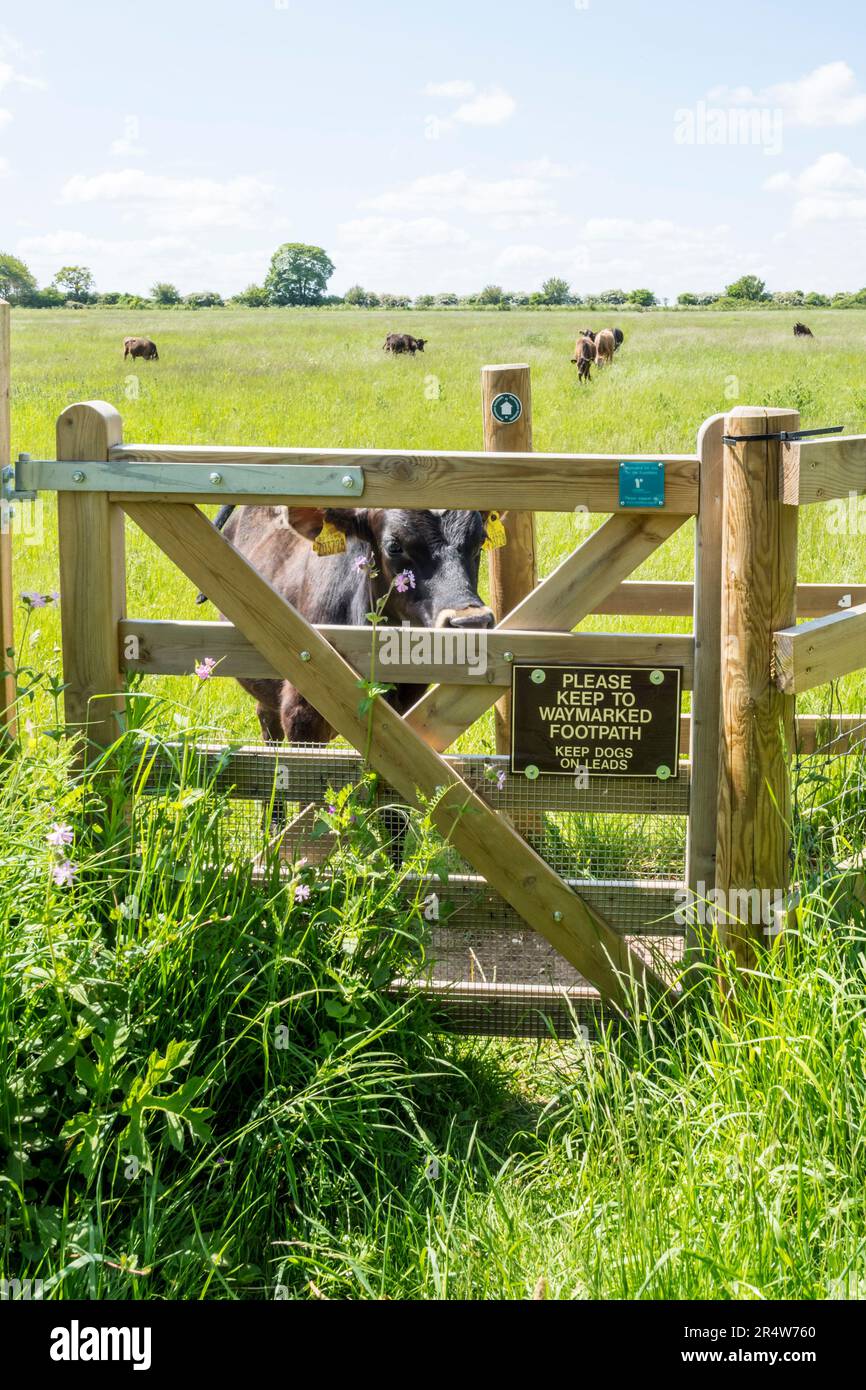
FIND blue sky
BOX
[1,0,864,298]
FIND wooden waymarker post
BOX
[0,301,15,741]
[715,406,799,973]
[481,364,536,752]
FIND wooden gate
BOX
[3,344,865,1034]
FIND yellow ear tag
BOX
[312,519,346,556]
[483,511,507,551]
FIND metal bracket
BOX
[722,425,843,445]
[4,455,365,500]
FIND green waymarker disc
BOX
[491,392,522,424]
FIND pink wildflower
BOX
[52,860,77,887]
[46,822,74,848]
[195,657,217,680]
[294,883,311,903]
[394,570,415,593]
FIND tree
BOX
[265,243,335,306]
[151,281,181,305]
[677,292,699,305]
[231,283,269,307]
[435,292,458,306]
[479,284,504,305]
[53,265,95,301]
[184,291,224,308]
[597,288,627,305]
[380,293,411,310]
[0,253,37,303]
[627,288,657,307]
[343,284,369,306]
[804,291,830,307]
[541,276,570,305]
[413,294,435,309]
[725,274,766,302]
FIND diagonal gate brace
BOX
[122,501,673,1013]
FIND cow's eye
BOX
[385,540,403,556]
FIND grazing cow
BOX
[123,336,159,361]
[200,503,494,744]
[595,328,616,366]
[383,333,427,355]
[613,328,624,350]
[793,322,814,338]
[571,330,597,383]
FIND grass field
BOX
[2,307,865,1301]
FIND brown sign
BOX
[510,664,682,778]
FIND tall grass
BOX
[1,695,864,1299]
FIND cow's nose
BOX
[446,606,495,629]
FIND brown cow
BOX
[595,328,616,366]
[123,336,159,361]
[570,330,597,383]
[383,333,427,355]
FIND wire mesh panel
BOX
[141,736,688,1037]
[793,715,866,891]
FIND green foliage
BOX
[627,287,656,307]
[597,288,627,305]
[541,276,570,305]
[52,265,96,301]
[151,282,181,306]
[231,283,269,307]
[478,284,504,305]
[183,291,224,309]
[0,252,37,303]
[265,243,335,306]
[725,274,767,301]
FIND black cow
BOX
[198,503,494,744]
[793,322,814,338]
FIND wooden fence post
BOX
[715,405,799,973]
[481,363,536,752]
[56,402,126,760]
[0,301,15,742]
[684,413,725,964]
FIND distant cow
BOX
[595,328,617,366]
[383,333,427,355]
[793,322,814,338]
[123,336,159,361]
[571,330,597,384]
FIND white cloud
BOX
[0,108,11,129]
[423,80,516,132]
[17,228,272,294]
[424,80,475,98]
[338,216,472,249]
[512,157,577,180]
[60,168,277,231]
[363,168,556,219]
[0,33,46,94]
[110,136,146,157]
[452,86,515,127]
[765,152,866,225]
[709,61,866,127]
[0,155,8,178]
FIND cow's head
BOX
[289,507,495,628]
[414,338,427,352]
[578,327,595,341]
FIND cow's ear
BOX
[287,507,324,539]
[288,508,372,542]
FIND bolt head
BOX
[553,910,563,922]
[209,472,223,485]
[299,650,311,662]
[341,474,355,489]
[72,470,86,483]
[503,651,514,662]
